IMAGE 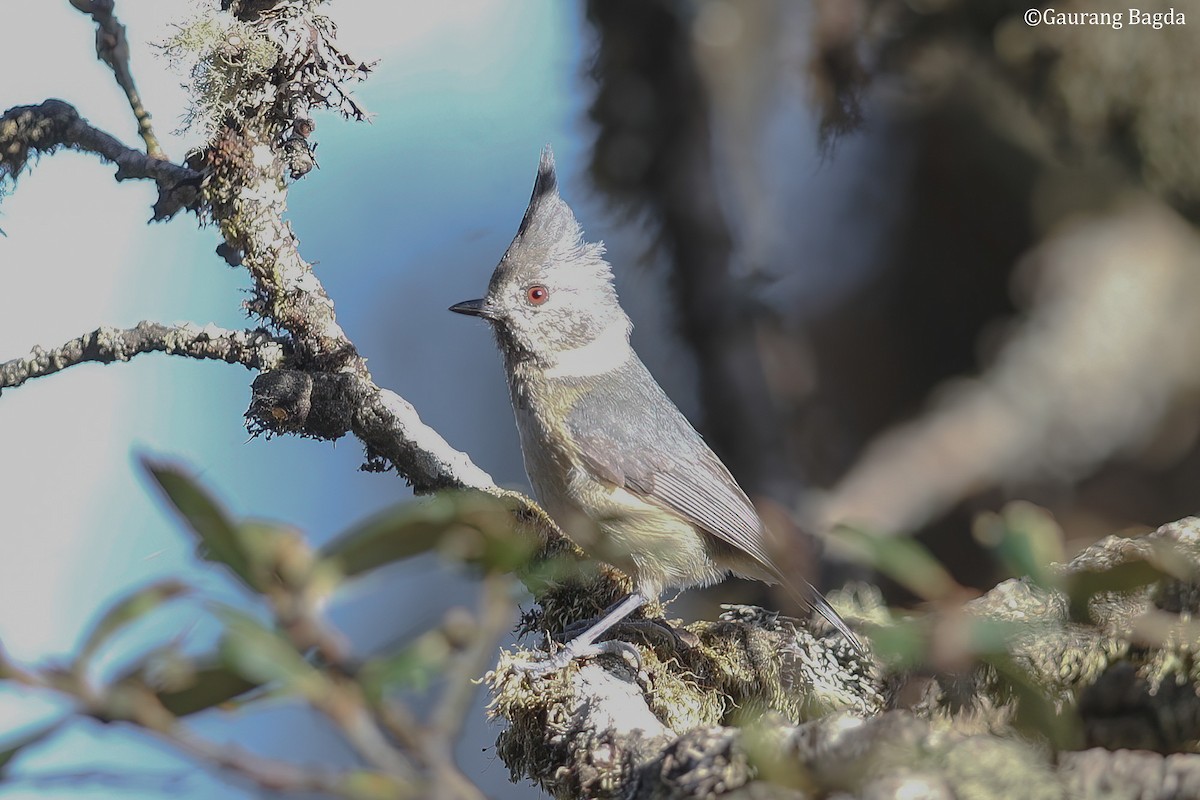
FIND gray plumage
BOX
[451,146,861,665]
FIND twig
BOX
[423,574,515,800]
[5,767,192,792]
[431,574,514,745]
[1,641,414,798]
[0,100,200,219]
[261,575,421,783]
[69,0,165,158]
[0,322,288,394]
[317,693,418,782]
[149,718,392,797]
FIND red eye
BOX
[526,285,550,306]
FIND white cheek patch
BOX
[544,318,634,379]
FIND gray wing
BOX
[565,360,777,570]
[565,359,862,652]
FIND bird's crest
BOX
[516,144,559,238]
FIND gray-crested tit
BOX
[451,146,862,671]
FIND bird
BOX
[450,145,862,672]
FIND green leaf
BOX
[114,648,268,717]
[0,718,65,775]
[830,525,958,601]
[985,653,1083,749]
[214,606,323,699]
[1065,559,1170,622]
[865,615,931,667]
[358,632,453,702]
[339,770,410,800]
[963,616,1027,654]
[156,663,263,717]
[973,502,1064,588]
[77,579,190,666]
[322,490,522,578]
[142,458,258,590]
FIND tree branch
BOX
[0,646,402,798]
[69,0,165,159]
[0,322,287,394]
[0,100,200,219]
[488,517,1200,798]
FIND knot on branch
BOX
[0,99,81,176]
[248,368,359,440]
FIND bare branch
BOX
[431,574,514,744]
[69,0,165,158]
[0,100,200,219]
[147,724,394,798]
[0,322,287,393]
[5,768,192,793]
[0,644,400,798]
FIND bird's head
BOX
[450,145,631,371]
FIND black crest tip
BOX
[533,144,557,198]
[517,144,560,236]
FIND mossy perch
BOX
[488,518,1200,799]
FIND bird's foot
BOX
[511,638,642,676]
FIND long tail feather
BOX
[782,576,865,655]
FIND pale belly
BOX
[510,377,731,595]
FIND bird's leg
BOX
[556,612,696,650]
[515,591,648,675]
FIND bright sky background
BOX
[0,2,605,797]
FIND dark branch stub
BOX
[0,100,202,220]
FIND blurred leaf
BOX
[236,519,318,593]
[155,664,263,716]
[0,718,65,775]
[866,611,1028,670]
[741,719,816,792]
[142,458,258,591]
[864,616,931,667]
[214,606,324,699]
[339,770,410,800]
[963,617,1027,654]
[358,631,453,702]
[116,648,274,716]
[77,579,190,667]
[973,502,1064,588]
[515,552,597,595]
[322,490,527,578]
[321,503,447,578]
[830,525,959,601]
[1145,538,1200,581]
[985,653,1082,750]
[1065,559,1170,623]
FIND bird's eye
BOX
[526,285,550,306]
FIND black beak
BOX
[449,298,495,319]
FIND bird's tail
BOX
[782,575,865,655]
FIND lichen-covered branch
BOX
[0,100,200,219]
[0,322,287,394]
[69,0,164,158]
[0,1,523,512]
[488,517,1200,799]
